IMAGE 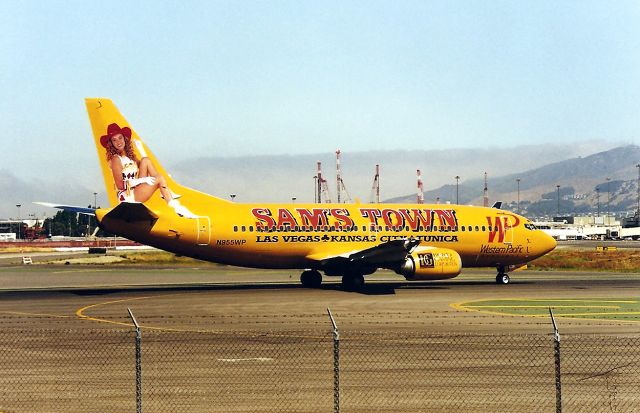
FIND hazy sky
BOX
[1,1,639,217]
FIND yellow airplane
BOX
[42,98,557,290]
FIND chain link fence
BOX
[0,316,638,412]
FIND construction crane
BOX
[317,161,332,203]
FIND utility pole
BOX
[556,185,560,216]
[455,176,460,204]
[516,178,521,214]
[596,187,600,217]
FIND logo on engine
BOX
[417,253,434,268]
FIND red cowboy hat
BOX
[100,123,132,148]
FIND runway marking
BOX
[75,295,231,333]
[466,305,620,309]
[52,269,117,274]
[451,298,640,323]
[74,294,327,338]
[1,311,71,318]
[76,296,156,328]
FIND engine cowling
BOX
[396,246,462,280]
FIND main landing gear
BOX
[496,265,510,285]
[300,270,366,291]
[341,274,365,291]
[300,270,322,288]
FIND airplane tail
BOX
[85,98,227,215]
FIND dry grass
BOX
[528,248,640,272]
[0,247,56,253]
[114,251,218,265]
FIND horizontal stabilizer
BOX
[34,202,96,215]
[103,202,158,223]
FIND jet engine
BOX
[396,246,462,280]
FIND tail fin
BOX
[85,98,226,212]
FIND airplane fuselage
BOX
[98,200,556,273]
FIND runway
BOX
[1,265,639,412]
[0,266,638,334]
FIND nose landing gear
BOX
[496,265,510,284]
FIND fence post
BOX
[128,308,143,413]
[327,308,340,413]
[549,308,562,413]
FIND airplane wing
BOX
[34,202,96,215]
[308,238,421,275]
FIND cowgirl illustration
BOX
[101,123,195,217]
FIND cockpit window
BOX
[524,223,536,230]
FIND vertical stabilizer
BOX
[85,98,226,213]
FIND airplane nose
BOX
[539,232,557,255]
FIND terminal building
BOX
[534,214,640,241]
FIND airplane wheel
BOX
[496,273,510,285]
[300,270,322,288]
[342,274,365,291]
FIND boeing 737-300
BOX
[40,98,557,290]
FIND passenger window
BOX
[249,226,253,232]
[241,226,246,232]
[461,226,465,232]
[481,226,485,232]
[475,226,479,232]
[233,226,238,232]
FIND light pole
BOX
[16,204,21,240]
[516,178,521,214]
[313,176,318,203]
[596,187,600,217]
[606,177,611,224]
[230,194,236,202]
[454,176,460,204]
[636,164,640,222]
[291,197,296,204]
[556,185,560,216]
[93,192,97,209]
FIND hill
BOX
[388,145,640,217]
